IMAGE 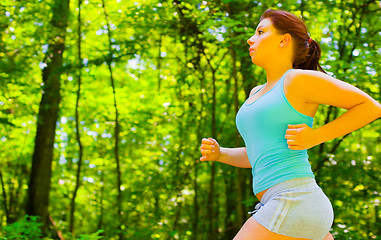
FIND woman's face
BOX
[247,18,283,67]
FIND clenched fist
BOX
[200,138,220,161]
[285,123,319,150]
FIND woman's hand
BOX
[285,123,320,150]
[200,138,220,161]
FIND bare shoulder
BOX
[249,84,264,96]
[286,69,328,85]
[285,69,375,109]
[285,69,341,95]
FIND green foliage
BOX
[0,0,380,239]
[77,230,104,240]
[0,216,42,240]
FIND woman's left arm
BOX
[285,70,381,150]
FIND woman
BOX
[199,9,381,240]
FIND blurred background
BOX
[0,0,380,239]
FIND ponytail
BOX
[295,39,326,73]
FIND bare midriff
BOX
[256,188,268,202]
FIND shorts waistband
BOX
[260,177,320,204]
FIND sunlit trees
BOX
[1,0,380,239]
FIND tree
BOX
[25,0,70,234]
[0,0,380,239]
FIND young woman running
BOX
[200,9,381,240]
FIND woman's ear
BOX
[279,33,292,47]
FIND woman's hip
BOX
[251,177,334,240]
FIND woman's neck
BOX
[264,63,293,84]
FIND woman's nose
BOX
[247,37,254,45]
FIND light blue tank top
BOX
[236,69,314,195]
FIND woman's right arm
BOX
[200,138,252,168]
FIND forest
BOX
[0,0,380,239]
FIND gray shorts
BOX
[252,177,334,240]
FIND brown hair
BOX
[260,9,325,73]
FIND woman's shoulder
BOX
[285,69,328,89]
[287,69,328,81]
[288,69,325,79]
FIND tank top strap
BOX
[272,69,292,94]
[279,69,294,85]
[249,84,266,97]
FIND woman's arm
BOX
[200,138,252,168]
[285,70,381,150]
[217,147,252,168]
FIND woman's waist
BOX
[252,168,314,197]
[257,177,319,202]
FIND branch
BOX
[49,214,65,240]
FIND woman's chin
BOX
[251,58,261,67]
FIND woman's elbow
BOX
[373,101,381,119]
[377,106,381,119]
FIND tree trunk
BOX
[157,34,162,92]
[172,64,185,234]
[69,0,83,236]
[231,34,245,232]
[207,69,218,240]
[25,0,70,234]
[192,63,205,240]
[97,157,105,233]
[101,0,123,238]
[0,171,9,223]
